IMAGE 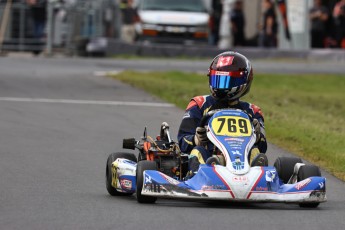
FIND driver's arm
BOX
[254,116,267,153]
[177,103,203,153]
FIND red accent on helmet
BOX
[209,70,243,77]
[216,56,234,68]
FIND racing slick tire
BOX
[274,157,303,184]
[136,160,157,204]
[106,152,137,196]
[297,164,322,208]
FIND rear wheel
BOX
[274,157,303,184]
[298,165,321,208]
[105,152,137,196]
[136,160,157,203]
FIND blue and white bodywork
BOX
[111,158,137,194]
[140,109,327,203]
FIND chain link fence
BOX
[0,0,44,53]
[0,0,121,55]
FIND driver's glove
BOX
[253,119,263,144]
[194,127,208,146]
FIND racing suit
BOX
[177,95,267,174]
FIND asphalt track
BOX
[1,56,345,230]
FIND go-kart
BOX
[106,109,327,208]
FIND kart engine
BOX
[159,156,178,178]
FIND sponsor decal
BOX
[319,182,324,189]
[255,186,268,191]
[232,161,245,171]
[231,150,242,156]
[265,170,276,182]
[224,137,245,142]
[230,147,242,150]
[232,176,249,183]
[215,71,230,76]
[221,111,241,116]
[229,145,243,150]
[120,179,132,190]
[295,178,312,190]
[201,185,227,190]
[229,143,242,146]
[217,56,234,68]
[228,142,243,146]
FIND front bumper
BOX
[141,166,327,204]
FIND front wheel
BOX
[136,160,157,203]
[274,157,303,184]
[298,164,322,208]
[105,152,137,196]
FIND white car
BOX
[136,0,210,44]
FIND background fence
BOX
[0,0,121,55]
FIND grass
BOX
[110,71,345,181]
[111,54,210,61]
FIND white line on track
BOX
[0,97,174,108]
[93,70,123,77]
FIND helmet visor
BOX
[209,70,247,89]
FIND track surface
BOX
[1,57,344,230]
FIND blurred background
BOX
[0,0,344,57]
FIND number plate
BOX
[165,26,187,33]
[211,116,252,137]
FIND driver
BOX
[177,51,268,177]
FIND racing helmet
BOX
[207,51,253,101]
